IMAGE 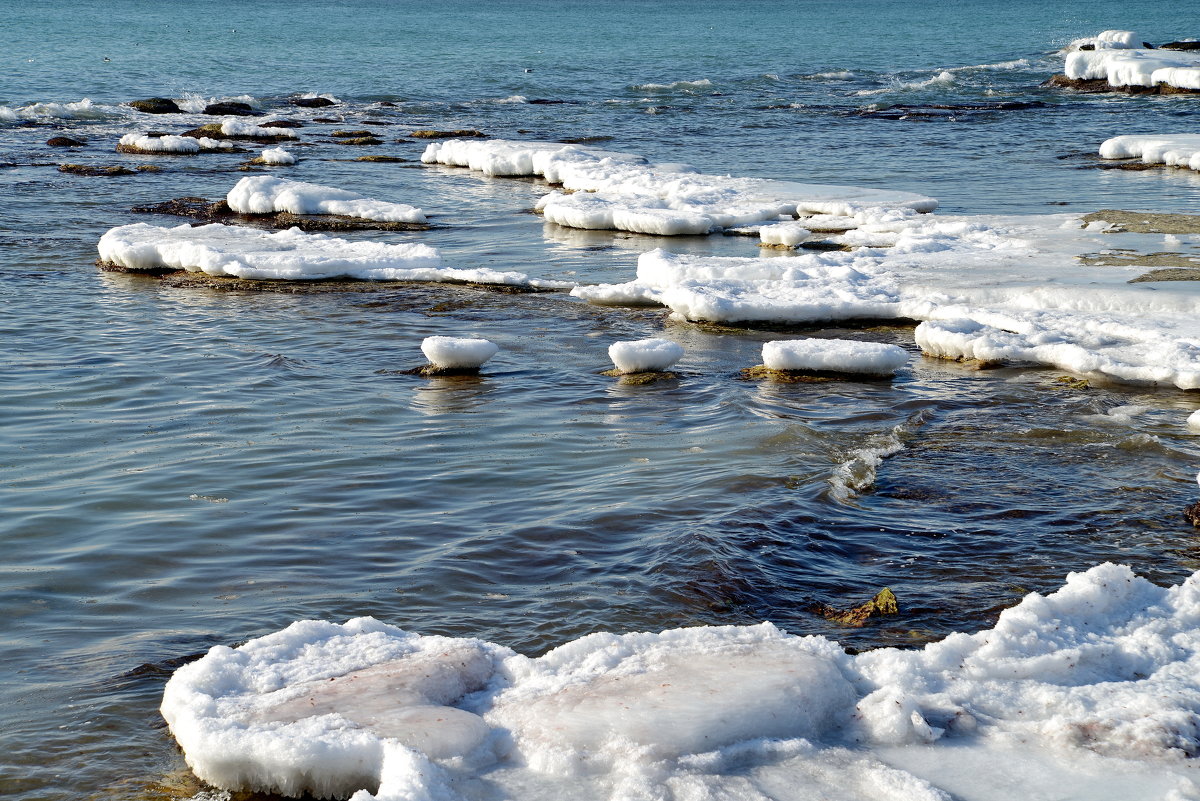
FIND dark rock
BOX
[129,97,182,114]
[59,163,136,176]
[330,129,376,137]
[378,101,397,107]
[354,155,407,162]
[290,96,336,108]
[203,101,257,116]
[810,588,899,627]
[333,136,383,146]
[47,136,86,147]
[361,119,394,125]
[1044,74,1200,94]
[313,117,341,123]
[130,196,432,232]
[528,99,567,105]
[409,129,486,139]
[1078,43,1095,51]
[259,119,304,128]
[180,123,295,144]
[1144,42,1155,49]
[1186,502,1200,527]
[1161,41,1200,51]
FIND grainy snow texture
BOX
[420,337,499,369]
[226,176,427,223]
[762,339,908,375]
[607,338,684,373]
[571,212,1200,390]
[422,139,937,236]
[162,564,1200,801]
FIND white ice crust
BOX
[220,118,298,138]
[162,563,1200,801]
[421,337,499,369]
[1064,35,1200,89]
[95,223,562,288]
[226,176,427,223]
[763,339,909,375]
[118,133,237,153]
[1100,134,1200,170]
[260,146,297,165]
[570,212,1200,390]
[608,337,684,373]
[422,139,937,236]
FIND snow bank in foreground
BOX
[422,139,937,236]
[1065,44,1200,89]
[763,339,908,375]
[570,213,1200,389]
[1100,134,1200,170]
[421,337,499,369]
[227,176,426,223]
[118,133,237,153]
[608,338,684,373]
[96,223,560,287]
[162,563,1200,801]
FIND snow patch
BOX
[421,337,499,370]
[226,176,426,223]
[608,338,684,373]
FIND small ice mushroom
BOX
[260,146,296,165]
[1188,409,1200,432]
[420,336,499,371]
[608,338,684,374]
[762,339,908,376]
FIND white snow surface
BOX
[219,118,298,138]
[762,339,909,375]
[259,146,297,165]
[96,223,560,287]
[1100,134,1200,170]
[570,212,1200,390]
[226,176,426,223]
[1069,30,1143,50]
[1189,409,1200,431]
[1065,44,1200,89]
[118,133,236,153]
[607,338,684,373]
[420,337,499,369]
[162,563,1200,801]
[422,139,937,236]
[759,222,813,246]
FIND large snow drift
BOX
[97,223,561,287]
[226,176,427,223]
[570,212,1200,389]
[422,139,937,236]
[162,563,1200,801]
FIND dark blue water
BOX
[3,1,1200,799]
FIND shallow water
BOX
[3,1,1200,799]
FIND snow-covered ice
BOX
[1100,134,1200,170]
[422,139,937,236]
[607,338,684,373]
[226,176,427,223]
[118,133,237,154]
[162,563,1200,801]
[219,118,298,138]
[1064,32,1200,90]
[96,223,564,287]
[1068,30,1144,50]
[759,222,813,247]
[259,146,297,165]
[421,337,499,370]
[762,339,909,376]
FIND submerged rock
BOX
[810,588,899,627]
[409,129,486,139]
[47,136,86,147]
[289,96,336,108]
[353,155,407,162]
[203,101,256,116]
[333,137,383,146]
[130,196,432,232]
[128,97,182,114]
[59,163,136,176]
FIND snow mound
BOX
[220,118,298,138]
[162,563,1200,801]
[421,337,499,369]
[1069,30,1143,50]
[762,339,908,375]
[259,146,297,165]
[226,176,426,223]
[422,139,937,236]
[608,338,684,373]
[1100,134,1200,170]
[118,133,236,153]
[1188,409,1200,431]
[1065,45,1200,89]
[760,222,813,247]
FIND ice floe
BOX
[161,562,1200,801]
[1064,32,1200,90]
[608,337,684,373]
[96,223,562,287]
[259,146,297,165]
[422,139,937,236]
[762,339,908,376]
[226,176,427,223]
[1100,134,1200,170]
[421,337,499,370]
[572,212,1200,389]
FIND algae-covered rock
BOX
[812,588,899,627]
[203,101,256,116]
[330,129,377,138]
[354,155,408,162]
[409,129,487,139]
[130,196,432,232]
[59,163,136,176]
[332,136,383,146]
[290,96,336,108]
[599,368,679,384]
[128,97,182,114]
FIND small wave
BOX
[488,95,529,104]
[829,411,929,501]
[854,70,955,97]
[802,70,856,80]
[631,78,713,92]
[175,93,261,113]
[949,58,1030,73]
[0,98,125,122]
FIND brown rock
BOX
[59,163,136,176]
[47,136,86,147]
[203,101,256,116]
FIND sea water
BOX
[3,1,1200,799]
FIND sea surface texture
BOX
[3,1,1200,800]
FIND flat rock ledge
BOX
[1043,74,1200,94]
[1080,209,1200,235]
[737,365,892,382]
[130,197,433,232]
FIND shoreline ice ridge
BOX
[160,562,1200,801]
[422,138,938,236]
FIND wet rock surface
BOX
[46,136,86,147]
[128,97,182,114]
[202,102,257,116]
[130,196,433,231]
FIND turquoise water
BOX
[3,1,1200,799]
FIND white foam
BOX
[608,338,684,373]
[762,339,908,375]
[422,139,937,236]
[259,146,297,165]
[226,176,426,223]
[0,97,124,122]
[162,563,1200,801]
[420,337,499,369]
[176,93,261,114]
[1100,134,1200,170]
